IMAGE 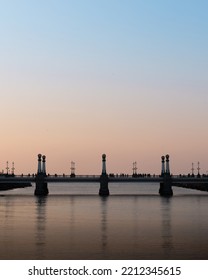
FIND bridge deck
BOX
[1,175,208,184]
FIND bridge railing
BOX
[9,174,208,180]
[14,174,163,178]
[47,175,101,178]
[13,174,101,178]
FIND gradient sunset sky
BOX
[1,0,208,175]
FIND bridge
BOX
[0,154,208,196]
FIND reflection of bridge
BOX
[1,154,208,196]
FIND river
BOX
[0,183,208,259]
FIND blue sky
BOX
[2,0,207,98]
[0,1,208,174]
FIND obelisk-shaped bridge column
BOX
[159,154,173,197]
[99,154,109,196]
[35,154,48,196]
[161,156,165,176]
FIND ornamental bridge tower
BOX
[159,154,173,197]
[99,154,109,196]
[34,154,48,196]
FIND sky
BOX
[0,0,208,175]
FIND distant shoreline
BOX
[0,182,32,191]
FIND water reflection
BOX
[0,198,15,258]
[35,196,47,259]
[132,197,140,251]
[100,197,108,254]
[0,183,208,259]
[160,197,173,259]
[68,196,75,244]
[1,198,15,226]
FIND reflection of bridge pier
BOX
[100,197,108,254]
[35,196,47,259]
[160,197,173,259]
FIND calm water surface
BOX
[0,183,208,260]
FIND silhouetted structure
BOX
[2,153,208,196]
[34,154,48,196]
[70,161,76,177]
[161,156,165,176]
[159,154,173,197]
[99,154,109,196]
[132,161,138,177]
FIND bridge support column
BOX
[34,154,48,196]
[35,173,48,196]
[159,154,173,197]
[99,154,109,196]
[99,174,109,196]
[159,174,173,197]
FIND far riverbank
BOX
[0,182,32,191]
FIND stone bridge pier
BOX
[34,154,48,196]
[159,154,173,197]
[99,154,109,196]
